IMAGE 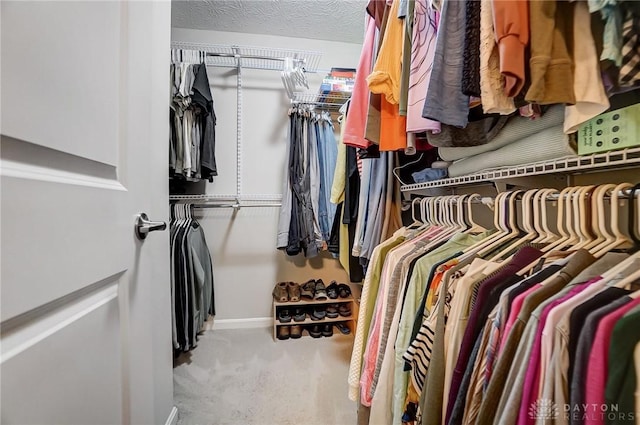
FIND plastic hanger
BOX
[592,182,634,258]
[459,191,510,255]
[582,184,616,251]
[627,182,640,252]
[488,189,539,261]
[464,194,488,233]
[531,188,556,244]
[456,195,469,231]
[477,190,524,257]
[540,186,576,253]
[407,197,424,230]
[571,185,597,250]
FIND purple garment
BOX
[445,246,543,422]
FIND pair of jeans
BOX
[315,113,338,243]
[286,112,318,258]
[422,0,470,128]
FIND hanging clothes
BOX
[277,107,339,258]
[169,204,215,353]
[348,186,640,425]
[170,49,218,181]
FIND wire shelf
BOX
[401,147,640,192]
[170,42,323,72]
[292,92,350,110]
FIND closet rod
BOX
[414,189,640,204]
[192,203,282,209]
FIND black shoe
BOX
[338,283,352,299]
[309,325,322,338]
[310,306,326,321]
[326,304,339,318]
[326,281,339,299]
[322,324,333,337]
[338,304,351,317]
[335,323,351,335]
[293,307,306,322]
[278,308,292,323]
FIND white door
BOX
[0,2,175,424]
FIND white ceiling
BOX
[171,0,367,44]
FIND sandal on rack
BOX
[335,323,351,335]
[287,282,301,302]
[300,280,316,300]
[272,282,289,302]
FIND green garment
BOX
[392,231,491,425]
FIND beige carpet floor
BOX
[173,327,357,425]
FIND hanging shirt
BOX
[406,0,441,133]
[584,298,640,425]
[368,0,405,105]
[344,17,377,149]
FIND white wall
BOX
[171,28,362,322]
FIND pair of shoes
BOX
[278,307,308,323]
[273,282,301,302]
[300,280,316,299]
[326,281,339,299]
[338,283,352,299]
[277,325,302,340]
[299,279,330,300]
[309,306,326,321]
[314,279,327,300]
[308,324,333,338]
[338,304,351,317]
[335,322,351,335]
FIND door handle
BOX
[135,212,167,240]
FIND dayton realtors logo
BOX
[528,400,635,422]
[529,399,559,420]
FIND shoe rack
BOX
[272,296,358,341]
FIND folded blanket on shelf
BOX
[448,125,577,177]
[439,105,565,161]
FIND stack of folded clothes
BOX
[438,105,578,178]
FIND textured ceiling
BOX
[171,0,367,44]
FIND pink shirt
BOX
[584,297,640,425]
[519,283,590,425]
[343,17,375,149]
[499,284,541,354]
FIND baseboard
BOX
[165,406,178,425]
[212,317,272,330]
